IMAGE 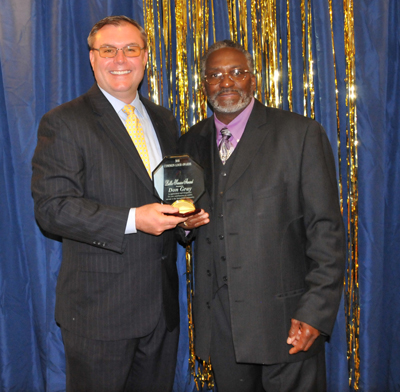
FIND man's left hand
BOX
[287,318,320,354]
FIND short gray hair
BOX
[87,15,147,49]
[200,40,254,79]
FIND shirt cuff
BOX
[124,208,137,234]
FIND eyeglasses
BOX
[91,45,146,58]
[204,69,252,85]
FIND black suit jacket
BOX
[32,84,179,340]
[179,100,346,364]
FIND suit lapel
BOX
[224,100,272,192]
[87,85,153,194]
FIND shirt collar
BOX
[98,85,144,117]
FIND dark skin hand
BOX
[287,318,320,354]
[178,209,210,230]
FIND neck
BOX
[214,108,245,125]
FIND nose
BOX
[114,48,126,63]
[220,73,235,87]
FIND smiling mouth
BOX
[110,70,131,75]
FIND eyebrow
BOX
[207,64,246,71]
[100,42,141,47]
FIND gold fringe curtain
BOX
[343,0,359,389]
[143,0,359,388]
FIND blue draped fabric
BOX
[354,1,400,391]
[0,0,399,391]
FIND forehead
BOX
[92,23,144,47]
[206,48,248,71]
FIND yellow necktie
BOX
[122,104,151,177]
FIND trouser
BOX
[61,309,179,392]
[209,285,326,392]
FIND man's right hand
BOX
[136,203,187,235]
[178,209,210,230]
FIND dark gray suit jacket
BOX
[32,84,179,341]
[179,99,346,364]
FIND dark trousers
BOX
[61,310,179,392]
[210,285,326,392]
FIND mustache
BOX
[215,88,242,97]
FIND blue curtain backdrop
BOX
[0,0,398,391]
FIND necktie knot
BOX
[122,104,135,116]
[220,127,232,139]
[219,127,234,165]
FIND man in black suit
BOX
[180,40,346,391]
[31,15,208,392]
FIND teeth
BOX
[110,70,131,75]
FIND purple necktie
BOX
[219,127,234,165]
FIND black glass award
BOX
[153,155,205,217]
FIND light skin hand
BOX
[287,318,320,354]
[179,209,210,230]
[136,203,188,235]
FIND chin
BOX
[211,96,252,114]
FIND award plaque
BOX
[153,155,205,217]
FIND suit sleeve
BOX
[31,110,129,253]
[294,122,346,336]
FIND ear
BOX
[250,73,256,92]
[89,50,95,70]
[143,49,149,67]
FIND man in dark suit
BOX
[31,15,207,392]
[180,40,346,391]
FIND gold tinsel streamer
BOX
[143,0,158,103]
[227,0,238,42]
[253,0,279,107]
[286,0,293,112]
[343,0,359,389]
[328,0,343,213]
[301,0,315,118]
[191,0,209,125]
[307,0,315,119]
[250,0,261,100]
[175,0,189,132]
[238,0,248,49]
[266,0,279,107]
[162,0,173,108]
[301,0,307,116]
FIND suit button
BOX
[206,301,210,309]
[206,238,211,244]
[219,235,224,240]
[207,270,211,276]
[221,172,227,177]
[219,213,223,218]
[161,255,167,261]
[221,256,226,261]
[220,191,223,197]
[223,276,228,282]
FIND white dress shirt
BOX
[99,87,163,234]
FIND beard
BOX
[207,88,252,113]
